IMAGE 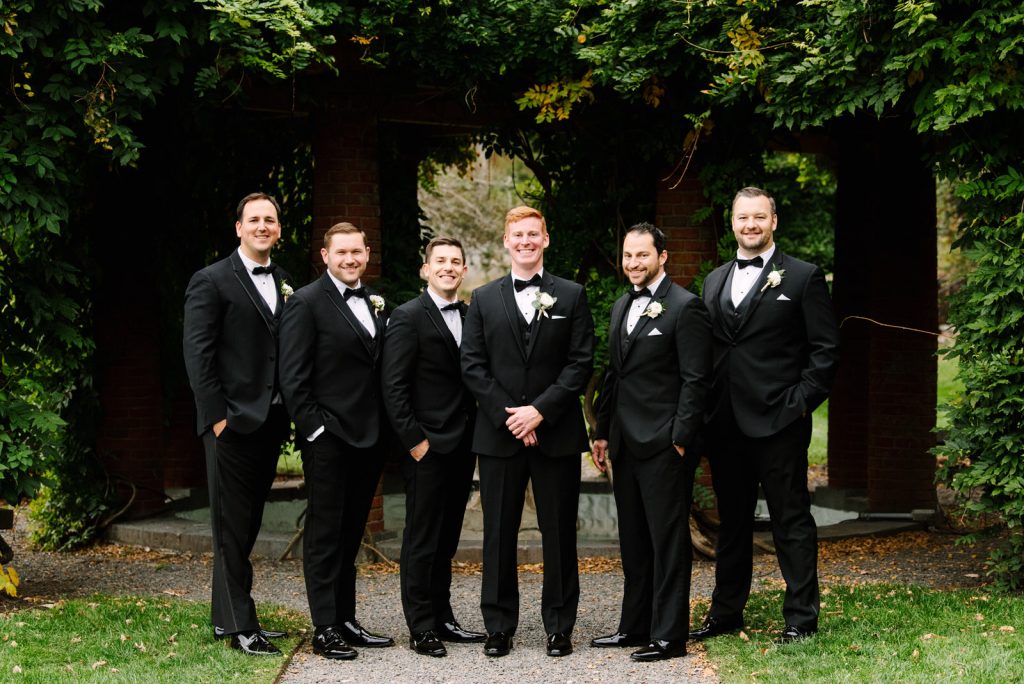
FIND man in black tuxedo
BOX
[691,187,840,644]
[183,192,293,656]
[591,223,712,661]
[461,206,594,658]
[278,222,395,660]
[381,236,486,657]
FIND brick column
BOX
[655,176,717,285]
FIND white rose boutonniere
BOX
[760,265,786,293]
[532,291,557,318]
[369,294,386,316]
[642,301,664,319]
[280,280,294,301]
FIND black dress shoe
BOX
[483,632,512,657]
[312,626,358,660]
[774,624,817,644]
[229,630,282,656]
[590,631,650,648]
[546,632,573,657]
[410,631,447,657]
[688,615,744,641]
[436,620,487,643]
[630,639,687,662]
[339,619,395,647]
[214,626,288,640]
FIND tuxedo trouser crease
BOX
[612,444,695,641]
[302,432,384,627]
[708,413,819,630]
[478,450,580,635]
[399,445,477,634]
[202,408,285,634]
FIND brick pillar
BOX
[830,118,937,512]
[312,102,385,535]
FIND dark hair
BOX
[626,222,667,254]
[425,236,465,262]
[323,222,367,250]
[732,186,777,215]
[236,192,282,221]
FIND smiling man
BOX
[591,223,712,661]
[461,206,594,658]
[381,237,486,657]
[279,222,394,660]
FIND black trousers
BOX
[707,413,819,630]
[612,444,696,641]
[399,440,477,634]
[301,431,385,628]
[202,405,288,634]
[477,449,580,635]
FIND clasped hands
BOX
[505,405,542,447]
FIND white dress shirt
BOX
[426,287,463,346]
[626,272,667,335]
[731,244,776,307]
[327,272,376,338]
[511,269,544,322]
[237,248,279,311]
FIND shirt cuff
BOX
[307,425,325,442]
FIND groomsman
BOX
[381,236,486,657]
[278,222,395,660]
[461,206,594,658]
[691,187,839,644]
[183,192,292,655]
[592,223,712,661]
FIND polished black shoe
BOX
[630,639,687,662]
[229,630,282,656]
[546,632,573,657]
[410,631,447,657]
[312,626,358,660]
[590,631,650,648]
[483,632,512,657]
[688,615,744,641]
[214,626,288,641]
[774,624,817,645]
[436,620,487,643]
[339,619,395,647]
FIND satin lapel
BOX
[271,270,286,318]
[230,251,274,335]
[735,251,783,336]
[608,294,629,368]
[525,272,556,360]
[321,274,375,359]
[706,264,734,340]
[623,278,670,362]
[499,277,528,361]
[421,291,461,365]
[368,286,385,361]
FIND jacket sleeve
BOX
[460,293,519,430]
[182,269,225,432]
[277,293,324,439]
[794,266,840,413]
[671,295,713,448]
[380,306,426,450]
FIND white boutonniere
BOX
[760,265,785,292]
[532,291,557,318]
[279,280,294,301]
[642,301,664,319]
[369,294,386,316]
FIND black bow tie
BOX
[343,286,367,300]
[629,287,652,300]
[513,274,542,292]
[736,255,764,269]
[252,264,276,275]
[441,302,462,312]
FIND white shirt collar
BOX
[327,270,361,296]
[237,247,271,273]
[735,243,776,266]
[510,268,544,285]
[635,271,667,296]
[426,287,458,310]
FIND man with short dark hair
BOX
[382,236,486,657]
[592,222,712,661]
[279,222,395,660]
[183,192,293,655]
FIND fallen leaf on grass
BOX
[912,649,920,658]
[921,633,942,640]
[91,661,107,670]
[120,634,129,642]
[167,633,178,644]
[70,636,81,643]
[12,666,21,674]
[999,626,1015,633]
[739,631,750,641]
[134,641,146,652]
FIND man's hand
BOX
[592,439,609,473]
[213,419,227,437]
[410,438,430,461]
[505,405,543,439]
[673,444,685,458]
[522,430,538,448]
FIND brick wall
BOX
[654,175,718,285]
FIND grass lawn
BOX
[697,584,1024,683]
[0,596,308,683]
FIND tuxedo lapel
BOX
[499,277,528,361]
[621,277,670,363]
[320,273,375,359]
[609,295,629,367]
[524,272,556,360]
[229,251,274,335]
[420,291,461,365]
[706,264,734,340]
[735,251,784,336]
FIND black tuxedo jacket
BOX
[702,250,840,439]
[183,250,292,435]
[461,272,594,458]
[278,272,388,447]
[595,277,712,457]
[381,291,475,454]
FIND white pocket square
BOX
[551,314,567,319]
[776,293,791,301]
[648,328,663,336]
